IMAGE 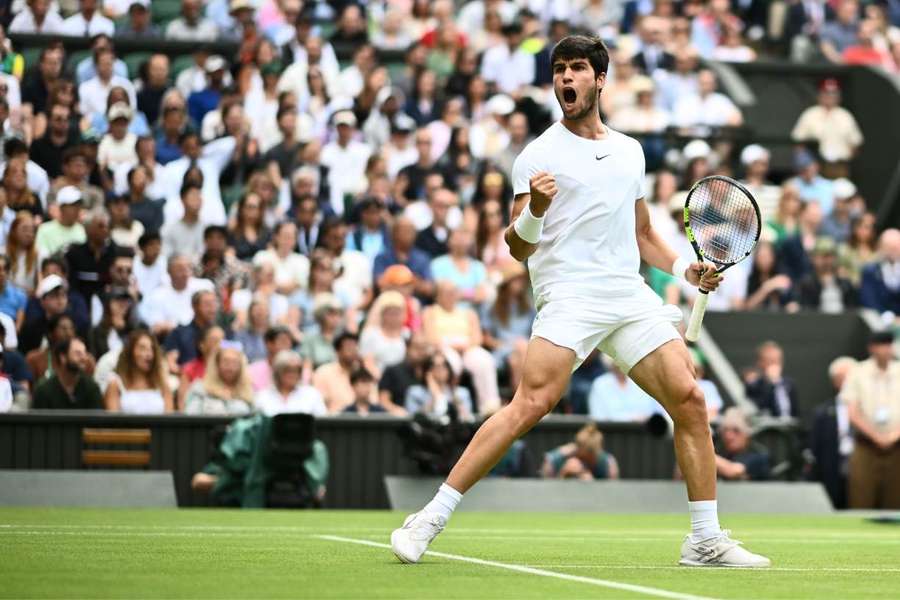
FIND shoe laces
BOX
[406,513,445,542]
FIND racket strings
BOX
[688,178,759,264]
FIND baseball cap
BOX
[720,407,751,434]
[631,76,655,95]
[107,102,133,122]
[379,264,415,288]
[812,237,837,256]
[683,139,712,161]
[56,185,83,206]
[869,330,895,345]
[832,178,857,200]
[128,0,149,11]
[333,110,357,128]
[486,94,515,116]
[205,55,228,73]
[229,0,254,13]
[391,113,416,134]
[740,144,770,166]
[37,274,67,298]
[375,290,406,310]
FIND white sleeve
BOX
[635,145,647,200]
[202,136,237,175]
[511,146,540,196]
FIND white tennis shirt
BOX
[512,122,647,303]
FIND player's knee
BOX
[509,389,554,433]
[670,383,707,429]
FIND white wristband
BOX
[672,256,691,283]
[513,203,544,244]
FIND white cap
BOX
[205,55,228,73]
[333,110,357,128]
[683,139,712,161]
[486,94,515,116]
[740,144,770,166]
[107,102,133,122]
[37,274,67,298]
[832,178,857,200]
[56,185,83,206]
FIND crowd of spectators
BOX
[0,1,897,505]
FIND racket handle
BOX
[685,290,710,343]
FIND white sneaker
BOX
[390,511,446,564]
[679,530,771,568]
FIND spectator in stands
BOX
[73,35,127,86]
[475,199,514,278]
[3,157,42,220]
[164,289,220,374]
[844,331,900,508]
[10,0,64,34]
[312,332,367,413]
[232,299,268,363]
[31,338,102,410]
[184,342,253,416]
[251,220,309,297]
[0,319,31,395]
[256,349,326,416]
[160,182,205,259]
[64,209,117,310]
[160,133,234,227]
[838,212,878,286]
[0,255,26,330]
[320,110,372,216]
[87,286,139,360]
[481,262,533,392]
[791,79,862,178]
[672,68,743,132]
[378,265,423,335]
[346,198,390,263]
[714,407,770,481]
[297,292,341,372]
[48,148,104,212]
[842,18,893,67]
[744,241,795,311]
[196,225,249,294]
[61,0,115,37]
[177,324,225,404]
[431,228,490,309]
[378,332,427,414]
[778,200,824,284]
[18,274,75,356]
[28,103,76,180]
[404,351,473,421]
[228,193,271,261]
[107,195,142,249]
[166,0,218,41]
[342,368,387,416]
[104,329,172,414]
[78,48,136,122]
[859,229,900,320]
[138,254,214,338]
[796,237,857,313]
[118,1,159,37]
[423,280,500,414]
[120,165,163,235]
[588,360,660,422]
[360,291,408,375]
[542,423,619,480]
[414,189,453,262]
[739,145,780,224]
[98,104,138,174]
[744,340,798,418]
[25,312,93,381]
[808,356,857,509]
[133,232,167,296]
[819,179,856,243]
[248,325,293,392]
[820,0,861,63]
[653,47,699,113]
[480,22,534,96]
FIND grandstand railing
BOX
[0,411,800,508]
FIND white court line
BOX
[526,565,900,574]
[315,534,719,600]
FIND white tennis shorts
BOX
[530,284,683,373]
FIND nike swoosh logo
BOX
[595,154,610,161]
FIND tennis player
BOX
[392,35,771,568]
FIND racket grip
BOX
[685,290,710,343]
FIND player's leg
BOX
[391,337,575,563]
[628,338,770,567]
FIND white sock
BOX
[423,483,463,521]
[688,500,721,541]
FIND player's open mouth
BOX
[562,87,577,105]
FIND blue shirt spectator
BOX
[0,281,27,322]
[76,56,128,85]
[588,368,663,422]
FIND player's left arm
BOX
[634,198,720,291]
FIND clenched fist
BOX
[529,172,557,217]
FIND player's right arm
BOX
[504,172,557,262]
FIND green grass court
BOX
[3,508,899,599]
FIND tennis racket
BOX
[683,175,761,342]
